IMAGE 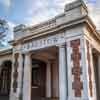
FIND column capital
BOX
[24,51,32,57]
[56,43,66,48]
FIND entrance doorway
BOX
[31,59,46,100]
[0,60,12,100]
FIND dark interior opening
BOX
[0,60,12,100]
[31,59,46,100]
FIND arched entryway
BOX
[0,60,12,100]
[31,59,46,100]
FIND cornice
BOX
[11,15,87,45]
[85,16,100,41]
[0,48,13,56]
[10,15,100,46]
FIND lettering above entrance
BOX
[21,33,66,53]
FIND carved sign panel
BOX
[21,33,65,52]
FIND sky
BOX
[0,0,99,26]
[0,0,100,44]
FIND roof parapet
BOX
[64,0,88,13]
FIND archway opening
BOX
[30,46,59,100]
[0,60,12,100]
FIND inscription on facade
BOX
[21,33,66,52]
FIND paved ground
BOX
[0,95,9,100]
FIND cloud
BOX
[6,0,100,29]
[0,0,11,8]
[7,21,15,40]
[0,20,15,47]
[25,0,76,25]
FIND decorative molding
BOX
[70,39,83,97]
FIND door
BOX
[31,59,46,100]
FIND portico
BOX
[18,45,67,100]
[0,0,100,100]
[22,46,59,100]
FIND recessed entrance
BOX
[31,59,46,100]
[0,60,12,100]
[30,46,59,100]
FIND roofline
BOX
[13,0,88,33]
[9,15,100,45]
[86,16,100,40]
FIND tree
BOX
[0,19,9,48]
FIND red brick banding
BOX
[86,41,93,97]
[71,39,83,97]
[13,53,19,93]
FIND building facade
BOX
[0,0,100,100]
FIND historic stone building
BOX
[0,0,100,100]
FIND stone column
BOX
[46,61,52,98]
[58,45,67,100]
[17,53,23,100]
[23,52,31,100]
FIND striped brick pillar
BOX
[10,53,20,100]
[66,38,96,100]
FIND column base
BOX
[68,97,96,100]
[10,93,18,100]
